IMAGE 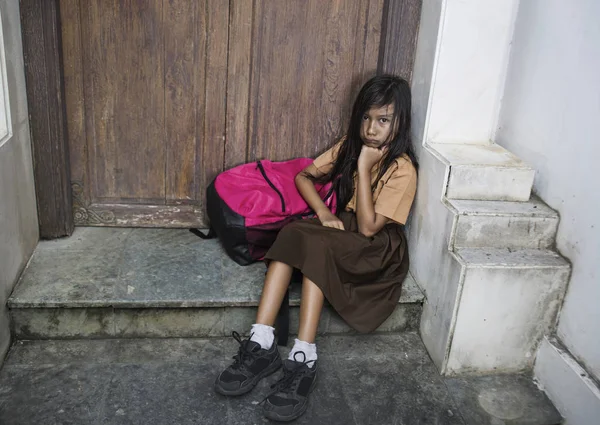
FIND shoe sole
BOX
[263,371,318,422]
[214,357,282,396]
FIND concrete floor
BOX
[2,228,562,424]
[0,333,561,425]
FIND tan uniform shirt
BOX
[312,141,417,225]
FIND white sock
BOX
[249,323,275,349]
[288,338,317,365]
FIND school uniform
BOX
[264,143,417,333]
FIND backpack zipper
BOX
[256,161,286,213]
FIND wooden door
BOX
[226,0,383,166]
[61,0,226,227]
[59,0,419,228]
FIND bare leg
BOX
[297,276,325,343]
[255,261,293,326]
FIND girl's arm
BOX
[356,147,390,237]
[295,164,344,230]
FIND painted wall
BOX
[410,0,442,155]
[408,0,523,373]
[497,0,600,381]
[0,0,39,363]
[416,0,518,145]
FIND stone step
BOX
[0,335,563,425]
[443,248,571,374]
[446,196,559,249]
[429,142,535,201]
[8,228,424,340]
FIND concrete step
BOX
[444,248,571,374]
[8,228,424,340]
[0,335,562,425]
[429,142,535,201]
[447,196,559,249]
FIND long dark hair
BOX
[311,74,418,212]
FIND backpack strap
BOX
[189,227,216,239]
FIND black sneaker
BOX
[214,331,282,396]
[262,352,317,422]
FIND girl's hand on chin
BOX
[358,144,387,171]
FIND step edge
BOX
[454,210,559,219]
[9,273,426,308]
[450,163,535,171]
[447,196,559,218]
[8,295,425,309]
[427,142,534,170]
[453,248,571,269]
[449,205,558,218]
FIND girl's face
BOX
[360,104,396,149]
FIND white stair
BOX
[447,196,559,249]
[429,143,535,201]
[444,248,570,373]
[415,143,571,375]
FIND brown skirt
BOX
[264,211,409,333]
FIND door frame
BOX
[20,0,73,239]
[20,0,421,239]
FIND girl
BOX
[214,75,418,422]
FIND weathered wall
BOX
[497,0,600,382]
[407,0,520,373]
[0,0,39,363]
[409,0,442,155]
[497,0,600,421]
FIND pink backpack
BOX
[192,158,336,266]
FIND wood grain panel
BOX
[359,0,385,81]
[82,0,165,201]
[85,203,204,227]
[60,0,87,202]
[53,0,419,228]
[200,0,229,204]
[378,0,422,80]
[64,0,220,226]
[165,1,198,203]
[246,0,384,162]
[225,0,254,169]
[318,0,363,144]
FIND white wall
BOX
[410,0,442,154]
[497,0,600,381]
[0,6,9,145]
[420,0,519,145]
[0,0,39,363]
[408,0,527,374]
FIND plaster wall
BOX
[0,0,39,364]
[497,0,600,382]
